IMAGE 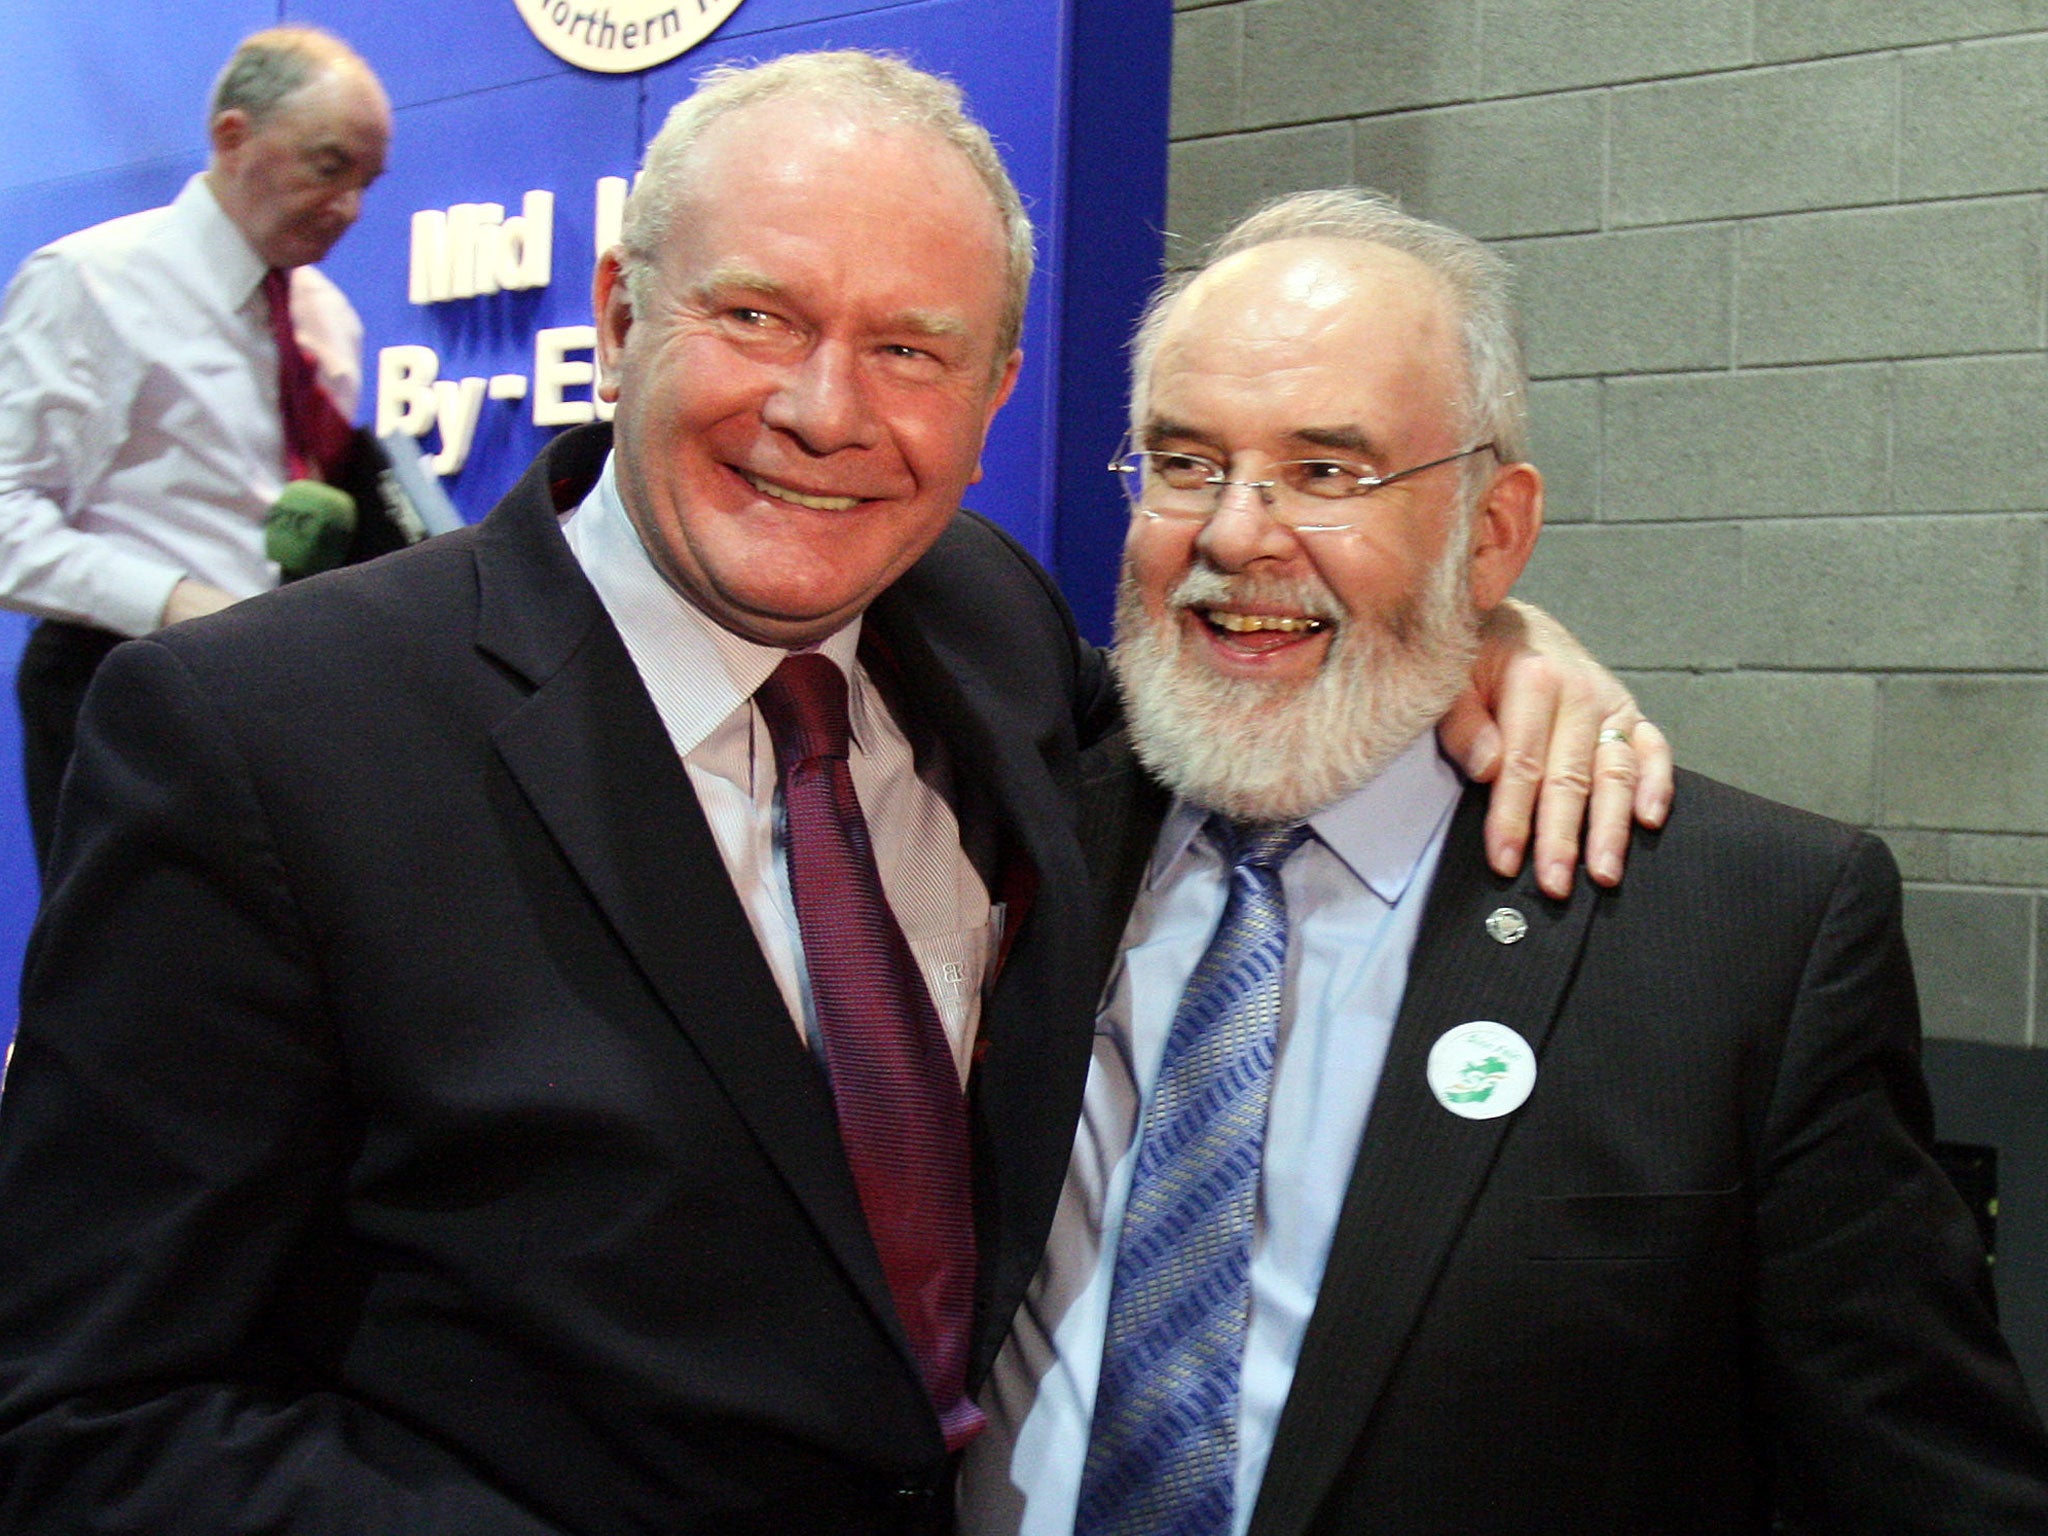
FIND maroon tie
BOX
[263,268,354,482]
[755,653,985,1450]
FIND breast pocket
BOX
[1513,1186,1746,1262]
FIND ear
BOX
[592,248,631,403]
[1466,459,1543,612]
[967,348,1024,484]
[208,108,251,165]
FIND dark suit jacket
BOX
[0,424,1112,1534]
[1076,738,2048,1536]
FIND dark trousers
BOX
[16,618,123,877]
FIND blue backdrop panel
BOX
[708,0,934,44]
[0,159,204,301]
[0,0,1166,1045]
[316,67,646,494]
[0,5,275,190]
[1053,0,1169,640]
[289,0,579,108]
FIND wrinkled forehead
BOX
[675,96,999,234]
[643,97,1014,347]
[261,62,392,147]
[1145,238,1468,444]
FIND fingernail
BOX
[1474,727,1502,775]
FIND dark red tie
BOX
[755,653,985,1450]
[263,268,354,482]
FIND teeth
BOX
[742,471,860,512]
[1208,610,1326,634]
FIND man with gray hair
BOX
[962,190,2048,1535]
[0,25,391,871]
[0,55,1665,1533]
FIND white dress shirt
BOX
[0,173,361,636]
[561,456,996,1081]
[959,732,1463,1534]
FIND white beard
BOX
[1110,538,1479,823]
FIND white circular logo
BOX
[1426,1021,1537,1121]
[514,0,745,73]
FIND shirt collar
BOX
[172,173,272,313]
[560,452,866,759]
[1153,729,1463,906]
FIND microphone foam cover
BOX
[266,479,357,581]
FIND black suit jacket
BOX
[0,425,1111,1534]
[1075,739,2048,1536]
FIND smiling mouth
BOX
[1203,609,1329,635]
[741,469,863,512]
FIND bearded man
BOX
[960,190,2048,1536]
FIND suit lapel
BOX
[863,577,1105,1379]
[470,435,916,1377]
[1075,734,1172,999]
[1249,785,1600,1536]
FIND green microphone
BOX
[265,479,357,582]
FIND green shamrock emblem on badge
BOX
[1444,1054,1509,1104]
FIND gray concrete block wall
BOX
[1166,0,2048,1048]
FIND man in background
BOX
[964,190,2048,1535]
[0,25,390,869]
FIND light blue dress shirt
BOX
[959,731,1463,1536]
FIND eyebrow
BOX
[1141,416,1390,462]
[893,310,967,339]
[302,136,385,180]
[1294,425,1384,460]
[681,265,789,307]
[1139,415,1211,450]
[682,266,967,339]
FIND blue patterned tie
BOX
[1076,816,1313,1536]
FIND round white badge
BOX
[514,0,745,73]
[1426,1021,1536,1120]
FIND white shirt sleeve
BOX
[0,177,362,638]
[0,250,188,635]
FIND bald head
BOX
[1132,188,1527,467]
[209,27,382,132]
[1147,236,1470,467]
